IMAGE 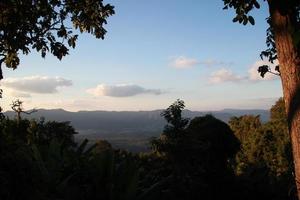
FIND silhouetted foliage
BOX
[0,116,139,200]
[151,99,189,157]
[187,115,240,170]
[0,0,115,80]
[147,100,240,200]
[0,99,296,200]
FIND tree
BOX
[0,0,115,80]
[185,115,240,199]
[0,117,140,200]
[187,115,240,169]
[29,119,77,147]
[11,99,37,123]
[232,99,294,199]
[149,100,240,199]
[151,99,189,156]
[223,0,300,197]
[229,115,262,143]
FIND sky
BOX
[0,0,283,112]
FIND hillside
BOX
[4,108,269,152]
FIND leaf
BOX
[4,52,20,69]
[248,16,255,25]
[258,65,269,78]
[243,17,248,25]
[137,176,173,200]
[31,144,49,178]
[238,16,243,23]
[233,17,239,22]
[77,138,89,155]
[275,65,280,73]
[254,1,260,9]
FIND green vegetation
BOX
[0,98,295,199]
[229,98,294,199]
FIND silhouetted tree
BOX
[11,99,37,123]
[185,115,240,199]
[151,99,189,157]
[147,100,240,200]
[187,115,240,171]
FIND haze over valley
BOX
[4,108,269,152]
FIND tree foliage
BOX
[229,115,261,143]
[0,0,115,79]
[0,99,297,200]
[232,98,295,199]
[0,116,139,200]
[151,99,189,156]
[148,100,240,199]
[223,0,300,76]
[224,1,300,197]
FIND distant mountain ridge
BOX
[4,108,269,135]
[3,108,269,152]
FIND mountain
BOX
[3,108,269,152]
[3,108,269,134]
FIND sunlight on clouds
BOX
[209,60,280,85]
[1,76,72,94]
[170,56,199,69]
[209,68,243,84]
[86,84,165,97]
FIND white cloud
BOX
[170,56,234,69]
[209,68,244,84]
[248,60,279,81]
[86,84,165,97]
[1,76,72,93]
[208,60,280,85]
[170,56,199,69]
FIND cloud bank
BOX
[1,76,72,94]
[87,84,165,97]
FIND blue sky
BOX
[0,0,283,111]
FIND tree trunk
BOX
[268,1,300,199]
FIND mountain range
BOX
[4,108,269,152]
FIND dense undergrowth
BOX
[0,98,296,200]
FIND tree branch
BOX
[268,70,281,76]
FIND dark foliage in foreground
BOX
[0,98,296,200]
[0,118,138,200]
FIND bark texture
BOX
[268,1,300,198]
